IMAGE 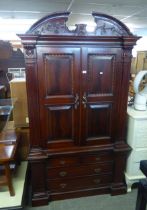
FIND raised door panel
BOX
[44,55,73,96]
[87,103,112,139]
[47,105,73,141]
[81,48,121,145]
[37,47,81,148]
[88,55,114,95]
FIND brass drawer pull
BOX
[82,92,87,108]
[60,183,67,188]
[74,93,79,109]
[59,171,67,177]
[94,168,101,173]
[60,160,66,165]
[93,179,101,184]
[96,157,100,161]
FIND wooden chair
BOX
[0,129,20,196]
[0,144,16,196]
[135,160,147,210]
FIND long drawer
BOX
[47,162,113,179]
[48,151,113,168]
[48,174,112,192]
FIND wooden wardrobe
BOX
[19,12,139,206]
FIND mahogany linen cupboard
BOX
[19,12,139,206]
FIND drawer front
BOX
[81,152,113,164]
[48,151,113,168]
[48,174,112,192]
[48,156,79,168]
[48,162,113,179]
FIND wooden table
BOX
[0,128,20,196]
[0,144,16,196]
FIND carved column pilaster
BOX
[23,44,42,150]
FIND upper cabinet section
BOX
[26,11,133,36]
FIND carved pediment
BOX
[27,12,71,35]
[26,11,133,37]
[93,13,131,36]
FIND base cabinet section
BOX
[30,149,128,206]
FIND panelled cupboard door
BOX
[37,47,81,148]
[80,47,122,146]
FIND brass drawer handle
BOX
[74,93,79,109]
[60,160,66,165]
[60,183,67,188]
[82,92,87,108]
[95,157,100,161]
[59,171,67,177]
[94,168,101,173]
[93,179,101,184]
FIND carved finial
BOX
[75,24,87,36]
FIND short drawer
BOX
[48,156,79,168]
[47,162,113,179]
[48,174,112,192]
[81,152,113,164]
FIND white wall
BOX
[132,36,147,57]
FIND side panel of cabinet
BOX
[81,47,122,145]
[37,47,81,148]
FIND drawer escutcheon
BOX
[94,168,101,173]
[60,160,66,165]
[59,171,67,177]
[60,183,67,188]
[93,179,101,184]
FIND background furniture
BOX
[135,51,147,73]
[135,160,147,210]
[131,51,147,74]
[19,12,139,206]
[0,124,20,196]
[0,144,16,196]
[0,44,25,98]
[125,106,147,192]
[0,86,6,98]
[0,98,20,196]
[10,78,28,128]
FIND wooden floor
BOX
[0,161,27,209]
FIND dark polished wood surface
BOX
[0,144,15,196]
[19,12,140,206]
[0,128,20,196]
